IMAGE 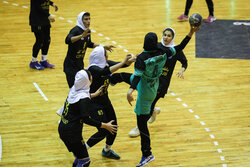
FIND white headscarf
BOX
[161,27,176,47]
[67,70,91,104]
[86,46,108,69]
[76,11,87,30]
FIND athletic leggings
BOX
[86,102,117,147]
[32,25,51,58]
[184,0,214,16]
[137,114,152,157]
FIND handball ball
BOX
[189,13,202,27]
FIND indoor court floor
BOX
[0,0,249,166]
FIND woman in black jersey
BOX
[29,0,58,70]
[84,46,134,159]
[63,11,114,88]
[128,27,189,137]
[58,70,118,167]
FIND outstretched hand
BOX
[176,67,185,79]
[188,25,200,37]
[82,28,91,38]
[190,25,200,33]
[104,45,116,52]
[53,3,58,11]
[125,54,137,66]
[91,85,105,98]
[48,15,55,22]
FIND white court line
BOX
[12,3,18,6]
[205,128,210,132]
[3,1,9,4]
[217,149,223,153]
[105,37,110,40]
[182,103,188,107]
[222,164,227,167]
[176,98,182,101]
[0,135,2,162]
[220,156,225,160]
[188,109,194,113]
[98,33,103,36]
[118,45,123,48]
[170,92,176,96]
[214,141,219,145]
[123,49,128,52]
[210,134,215,139]
[194,115,200,119]
[200,121,206,125]
[58,17,65,20]
[33,82,48,101]
[67,20,73,23]
[22,5,28,8]
[112,41,117,44]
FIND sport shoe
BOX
[128,126,140,137]
[148,107,161,124]
[177,14,188,21]
[29,61,45,70]
[102,149,120,159]
[76,157,90,167]
[136,155,155,167]
[40,60,55,68]
[205,16,216,23]
[72,158,78,167]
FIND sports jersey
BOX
[157,42,188,97]
[63,27,94,75]
[58,98,101,143]
[130,33,191,115]
[29,0,53,26]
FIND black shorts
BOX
[89,102,117,124]
[31,25,51,32]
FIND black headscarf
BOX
[143,32,158,51]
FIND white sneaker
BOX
[128,126,140,137]
[148,107,161,124]
[56,106,64,117]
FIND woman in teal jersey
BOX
[127,25,199,167]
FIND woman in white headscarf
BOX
[58,69,118,167]
[84,46,134,160]
[63,11,115,88]
[128,27,188,137]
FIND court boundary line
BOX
[0,135,2,162]
[33,82,48,101]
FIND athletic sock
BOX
[32,56,37,62]
[104,144,112,152]
[41,54,47,61]
[85,143,90,150]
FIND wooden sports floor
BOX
[0,0,249,166]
